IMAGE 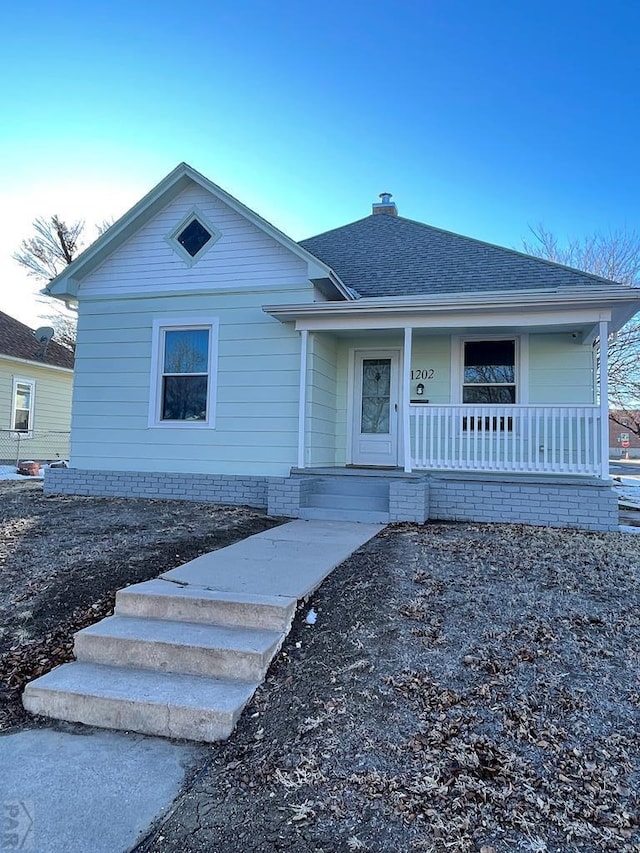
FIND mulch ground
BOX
[1,481,639,851]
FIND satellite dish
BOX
[34,327,55,345]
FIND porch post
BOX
[297,330,309,469]
[403,326,412,472]
[599,319,609,480]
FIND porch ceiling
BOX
[305,322,596,340]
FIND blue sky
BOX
[1,0,638,325]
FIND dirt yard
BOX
[0,480,282,730]
[137,523,640,853]
[1,481,639,851]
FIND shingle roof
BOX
[299,213,620,298]
[0,311,74,370]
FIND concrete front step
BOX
[298,506,390,523]
[306,476,389,497]
[116,579,296,632]
[74,615,283,682]
[21,520,385,743]
[305,494,389,512]
[22,661,257,743]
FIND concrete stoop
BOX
[22,580,297,743]
[22,520,384,743]
[297,474,392,523]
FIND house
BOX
[43,164,640,530]
[0,311,74,465]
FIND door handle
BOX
[394,403,398,412]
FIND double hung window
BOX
[150,319,218,427]
[462,340,516,404]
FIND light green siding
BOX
[334,340,349,465]
[307,333,338,466]
[0,358,73,462]
[409,334,451,403]
[69,320,597,476]
[71,289,312,476]
[528,333,594,404]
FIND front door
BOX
[351,350,401,466]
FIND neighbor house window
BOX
[149,318,219,427]
[167,209,220,265]
[462,340,516,403]
[12,379,35,432]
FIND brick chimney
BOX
[372,192,398,216]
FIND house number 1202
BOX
[411,369,435,380]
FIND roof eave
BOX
[264,287,640,332]
[0,352,74,373]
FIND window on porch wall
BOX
[462,340,516,403]
[462,340,516,432]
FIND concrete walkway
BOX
[23,520,383,742]
[8,520,383,852]
[161,519,381,597]
[0,729,202,853]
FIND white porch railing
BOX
[409,405,603,476]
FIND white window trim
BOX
[11,377,35,434]
[166,207,221,267]
[451,334,528,404]
[148,317,219,428]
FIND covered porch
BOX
[263,287,637,482]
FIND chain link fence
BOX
[0,430,71,466]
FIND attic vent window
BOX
[178,219,212,257]
[168,209,220,265]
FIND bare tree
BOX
[14,215,85,281]
[522,224,640,437]
[13,215,113,353]
[522,224,640,285]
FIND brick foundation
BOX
[44,468,619,532]
[428,473,618,532]
[389,478,429,523]
[44,468,268,508]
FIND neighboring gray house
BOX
[44,163,640,530]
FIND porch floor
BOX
[290,466,423,479]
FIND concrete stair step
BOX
[116,579,296,632]
[305,494,389,512]
[310,477,389,497]
[298,506,390,523]
[74,616,282,682]
[22,661,257,743]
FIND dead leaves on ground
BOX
[268,524,639,851]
